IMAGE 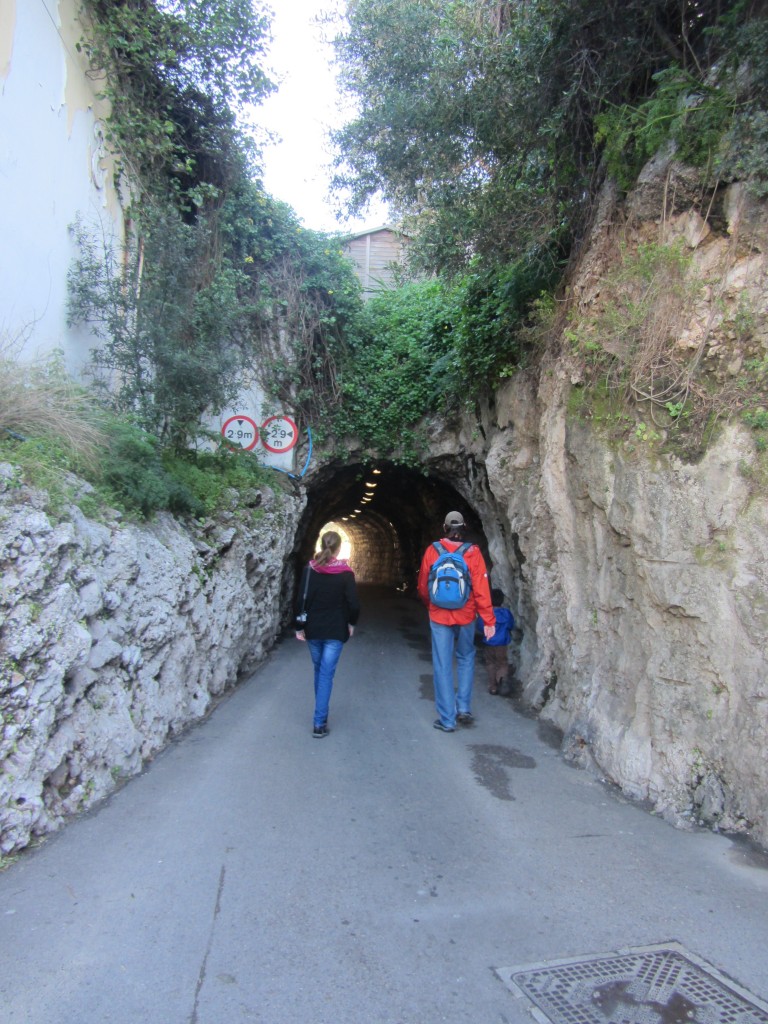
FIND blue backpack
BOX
[428,542,473,609]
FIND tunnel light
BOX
[342,516,349,521]
[354,508,362,513]
[364,490,374,496]
[365,481,377,488]
[372,469,381,474]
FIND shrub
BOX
[0,351,274,520]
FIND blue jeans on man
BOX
[307,639,344,727]
[429,620,476,728]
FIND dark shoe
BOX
[433,719,455,732]
[313,724,329,738]
[456,712,474,726]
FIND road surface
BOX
[1,587,767,1023]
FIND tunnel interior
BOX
[290,461,491,591]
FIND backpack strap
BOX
[433,541,473,558]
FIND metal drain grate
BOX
[495,943,768,1024]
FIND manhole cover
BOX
[495,943,768,1024]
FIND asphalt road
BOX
[1,586,767,1024]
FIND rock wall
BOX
[527,391,765,839]
[435,173,768,847]
[0,473,303,855]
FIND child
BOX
[478,588,515,694]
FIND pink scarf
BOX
[310,558,353,574]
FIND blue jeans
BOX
[429,620,476,727]
[307,639,344,727]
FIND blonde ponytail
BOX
[313,530,341,567]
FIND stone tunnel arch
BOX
[286,459,494,606]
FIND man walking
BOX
[417,511,495,731]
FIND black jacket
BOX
[296,566,360,642]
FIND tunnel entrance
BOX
[292,460,490,590]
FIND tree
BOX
[331,0,737,276]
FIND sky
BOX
[255,0,388,234]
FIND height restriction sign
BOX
[221,415,259,451]
[261,415,298,453]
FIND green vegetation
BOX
[0,0,361,530]
[447,257,560,395]
[48,0,768,479]
[0,351,274,519]
[67,193,363,448]
[332,0,760,276]
[67,208,246,450]
[0,414,276,521]
[566,240,699,398]
[562,239,767,460]
[323,0,768,464]
[333,253,560,459]
[0,854,19,873]
[78,0,274,206]
[0,350,104,468]
[62,0,366,494]
[596,6,768,194]
[335,280,451,460]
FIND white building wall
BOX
[0,0,125,376]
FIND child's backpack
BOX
[428,542,473,609]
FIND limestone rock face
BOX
[541,410,767,836]
[0,477,303,855]
[425,173,768,847]
[426,366,768,846]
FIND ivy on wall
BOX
[68,0,364,457]
[78,0,274,204]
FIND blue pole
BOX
[266,426,312,480]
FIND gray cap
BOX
[444,511,465,529]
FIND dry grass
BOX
[0,351,105,469]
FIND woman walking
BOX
[295,531,360,737]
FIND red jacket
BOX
[417,537,495,628]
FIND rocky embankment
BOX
[429,170,768,847]
[0,473,303,856]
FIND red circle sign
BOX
[261,415,298,453]
[221,415,259,451]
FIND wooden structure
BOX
[342,226,410,300]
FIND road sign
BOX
[261,415,298,453]
[221,415,259,451]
